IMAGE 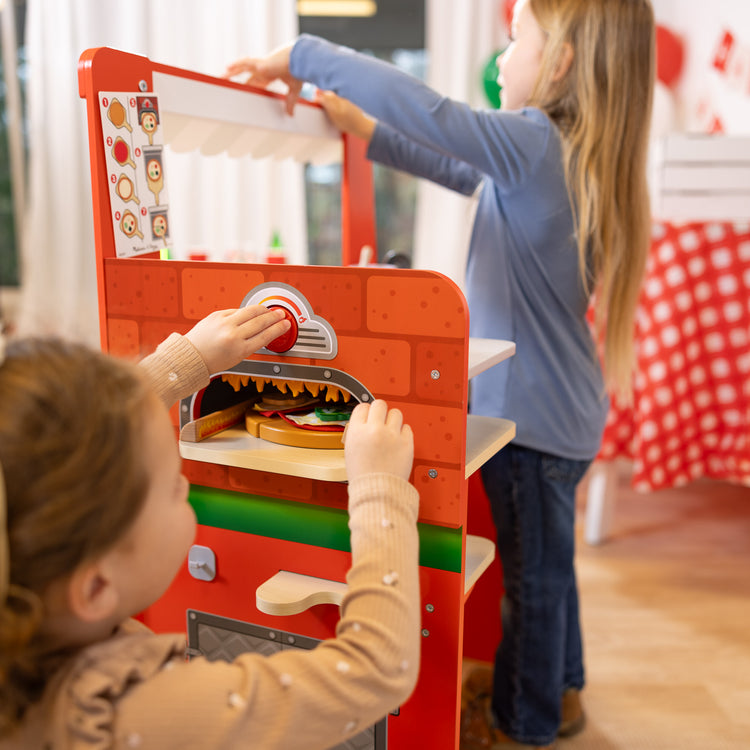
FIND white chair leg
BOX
[584,461,618,546]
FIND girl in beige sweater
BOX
[0,305,420,749]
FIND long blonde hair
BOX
[528,0,655,400]
[0,338,154,735]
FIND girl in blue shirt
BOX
[228,1,654,746]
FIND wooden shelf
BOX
[465,535,496,595]
[180,414,514,482]
[180,427,346,481]
[468,338,515,380]
[465,415,515,479]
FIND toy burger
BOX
[179,373,358,450]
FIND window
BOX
[299,0,425,266]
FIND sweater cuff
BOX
[139,332,211,407]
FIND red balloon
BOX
[656,24,684,89]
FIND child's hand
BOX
[224,44,303,116]
[316,90,376,143]
[343,400,414,482]
[185,306,290,374]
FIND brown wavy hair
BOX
[0,338,153,735]
[528,0,655,400]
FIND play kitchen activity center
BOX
[79,47,515,749]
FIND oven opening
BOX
[180,364,373,450]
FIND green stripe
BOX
[189,484,462,573]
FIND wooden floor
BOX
[564,471,750,749]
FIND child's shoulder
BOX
[499,106,554,132]
[14,621,185,747]
[70,620,185,699]
[489,106,558,160]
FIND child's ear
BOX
[67,560,120,623]
[552,42,574,82]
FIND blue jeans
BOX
[480,444,591,745]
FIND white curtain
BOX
[18,0,301,347]
[414,0,506,290]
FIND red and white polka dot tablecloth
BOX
[597,221,750,491]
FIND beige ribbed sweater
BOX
[3,334,421,749]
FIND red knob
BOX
[266,306,298,353]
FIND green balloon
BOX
[482,49,504,109]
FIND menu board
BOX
[99,92,171,258]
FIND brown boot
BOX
[462,663,494,706]
[460,685,555,749]
[558,688,585,737]
[460,664,495,748]
[460,663,559,748]
[460,694,494,749]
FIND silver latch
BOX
[187,545,216,582]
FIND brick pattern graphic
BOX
[103,259,470,527]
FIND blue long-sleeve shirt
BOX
[291,35,608,460]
